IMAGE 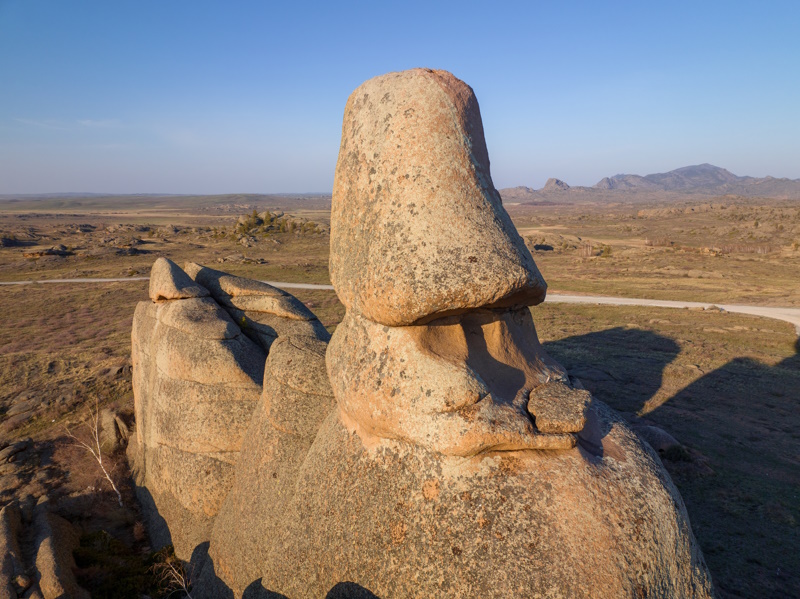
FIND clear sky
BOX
[1,0,798,194]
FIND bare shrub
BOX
[65,397,123,507]
[151,548,194,598]
[714,244,776,255]
[645,237,672,247]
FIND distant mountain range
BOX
[500,164,800,202]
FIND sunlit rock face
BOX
[129,259,266,558]
[131,71,715,599]
[261,68,714,598]
[329,68,547,327]
[327,68,592,458]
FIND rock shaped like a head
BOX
[328,69,589,457]
[330,68,546,326]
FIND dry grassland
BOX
[1,195,798,597]
[510,198,800,307]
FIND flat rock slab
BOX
[527,381,592,434]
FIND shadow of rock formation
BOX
[549,328,799,598]
[658,338,799,599]
[544,326,681,417]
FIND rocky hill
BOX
[501,164,800,202]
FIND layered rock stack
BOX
[248,68,714,598]
[130,69,715,598]
[128,258,328,559]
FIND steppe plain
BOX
[0,190,798,598]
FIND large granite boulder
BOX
[132,70,714,599]
[250,69,713,598]
[329,68,546,326]
[262,402,711,598]
[129,259,267,558]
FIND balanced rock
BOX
[129,260,266,557]
[252,69,713,598]
[131,69,714,599]
[330,68,546,326]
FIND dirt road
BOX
[2,277,798,334]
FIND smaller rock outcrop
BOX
[184,262,329,350]
[0,502,25,599]
[130,258,333,568]
[148,257,209,301]
[543,177,570,191]
[0,500,90,599]
[129,259,266,557]
[99,409,129,453]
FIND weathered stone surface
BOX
[0,503,24,599]
[527,379,592,434]
[330,68,546,326]
[328,308,577,456]
[31,504,90,599]
[149,257,209,302]
[198,334,335,597]
[99,408,123,453]
[0,439,31,464]
[1,500,91,599]
[258,402,713,599]
[633,423,683,454]
[129,262,266,558]
[185,262,330,351]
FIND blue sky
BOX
[1,0,798,194]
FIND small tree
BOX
[151,546,194,598]
[65,397,123,507]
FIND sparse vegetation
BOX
[1,193,798,597]
[65,397,123,507]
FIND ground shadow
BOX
[656,338,799,599]
[543,326,681,417]
[547,328,799,599]
[187,542,382,598]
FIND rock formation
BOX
[128,258,333,565]
[543,177,570,191]
[130,69,715,598]
[184,262,329,350]
[0,499,90,599]
[128,258,267,557]
[329,69,547,327]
